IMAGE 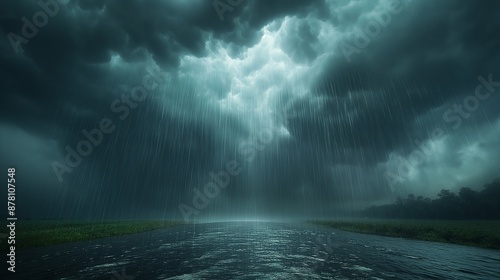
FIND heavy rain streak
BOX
[1,0,499,279]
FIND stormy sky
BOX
[1,0,499,221]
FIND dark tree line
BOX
[363,179,500,220]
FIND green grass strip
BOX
[311,219,500,250]
[0,220,185,251]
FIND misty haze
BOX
[1,0,499,279]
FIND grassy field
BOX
[311,219,500,250]
[0,220,184,251]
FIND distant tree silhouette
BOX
[363,178,500,220]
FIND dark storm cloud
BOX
[0,0,499,220]
[297,0,500,156]
[0,0,322,126]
